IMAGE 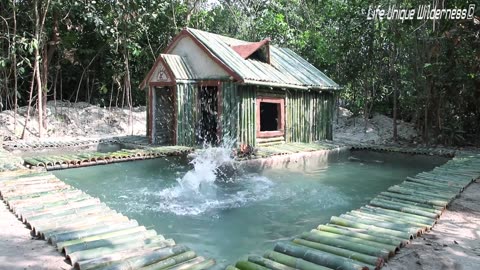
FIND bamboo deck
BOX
[351,143,457,157]
[2,135,149,151]
[0,170,215,270]
[228,151,480,270]
[238,142,346,160]
[23,146,194,170]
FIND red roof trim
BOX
[139,56,176,90]
[231,39,270,60]
[164,29,243,82]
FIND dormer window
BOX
[231,38,270,64]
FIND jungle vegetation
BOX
[0,0,478,145]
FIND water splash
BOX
[131,139,276,216]
[139,173,274,216]
[177,141,235,193]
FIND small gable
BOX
[140,54,197,89]
[151,61,173,84]
[231,39,270,63]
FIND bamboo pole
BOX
[379,192,448,207]
[29,208,116,232]
[274,242,372,270]
[293,238,384,268]
[339,214,423,236]
[41,214,130,239]
[300,231,393,259]
[248,255,296,270]
[67,236,173,264]
[57,226,148,251]
[236,261,270,270]
[49,220,139,244]
[35,212,127,237]
[138,251,197,270]
[361,206,436,225]
[330,216,413,239]
[64,229,158,255]
[316,225,406,247]
[264,250,332,270]
[26,203,108,223]
[76,244,186,270]
[376,195,444,211]
[349,211,432,231]
[370,198,441,216]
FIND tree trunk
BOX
[393,77,398,142]
[363,83,368,133]
[12,0,18,135]
[124,44,134,135]
[109,81,114,111]
[21,68,37,139]
[53,59,59,114]
[391,44,398,142]
[424,78,430,144]
[42,47,48,131]
[34,0,44,138]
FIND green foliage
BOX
[0,0,478,145]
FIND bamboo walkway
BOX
[227,152,480,270]
[237,142,346,160]
[0,169,215,270]
[23,146,194,170]
[2,135,149,151]
[351,143,457,157]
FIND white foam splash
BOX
[177,143,234,193]
[135,174,274,216]
[131,139,277,216]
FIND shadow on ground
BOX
[384,181,480,270]
[0,201,70,270]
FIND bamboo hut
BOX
[140,28,340,147]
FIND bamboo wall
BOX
[176,83,198,146]
[237,85,257,146]
[220,82,239,143]
[149,82,334,147]
[146,87,152,141]
[286,89,334,142]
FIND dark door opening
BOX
[260,102,279,131]
[199,86,218,145]
[154,87,174,145]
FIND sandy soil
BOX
[0,201,70,270]
[384,180,480,270]
[1,103,416,145]
[333,107,419,144]
[0,101,146,140]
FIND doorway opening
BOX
[256,97,285,138]
[153,87,175,145]
[260,102,280,131]
[199,86,218,145]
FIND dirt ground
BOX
[0,101,146,139]
[0,201,70,270]
[384,180,480,270]
[1,104,416,145]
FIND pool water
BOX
[54,150,448,267]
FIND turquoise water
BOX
[54,150,447,267]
